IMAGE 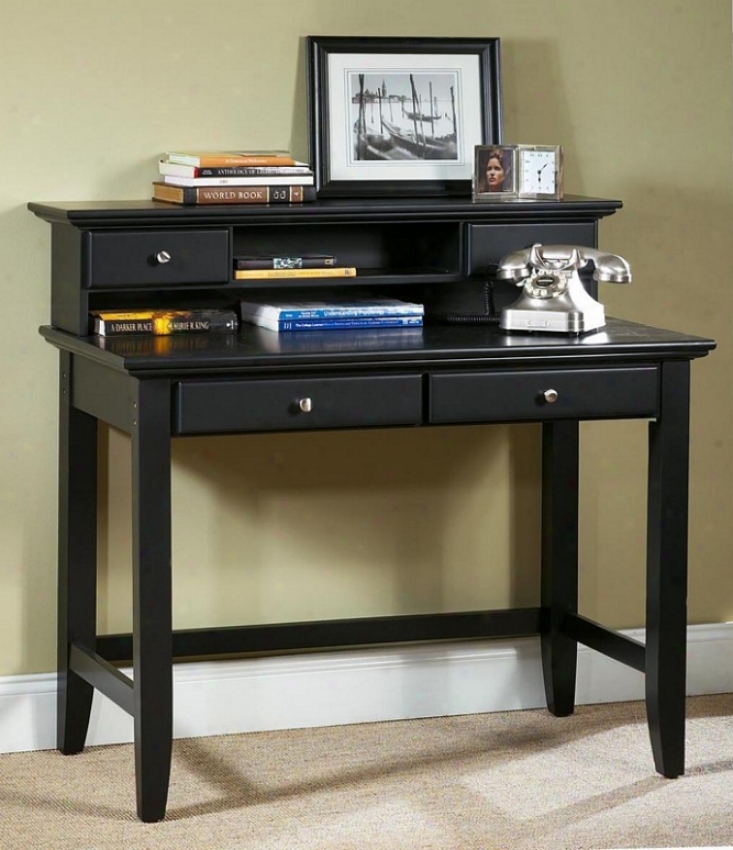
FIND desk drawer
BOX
[174,374,423,435]
[87,229,229,288]
[429,367,658,423]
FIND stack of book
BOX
[239,296,424,333]
[90,308,238,337]
[152,150,315,206]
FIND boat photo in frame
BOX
[307,36,503,197]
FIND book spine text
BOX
[249,316,424,332]
[233,266,356,280]
[93,310,238,336]
[159,162,312,178]
[161,175,314,187]
[152,183,315,205]
[167,155,300,167]
[234,256,336,270]
[244,306,424,320]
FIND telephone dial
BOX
[497,243,632,333]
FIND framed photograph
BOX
[307,36,503,198]
[473,144,564,202]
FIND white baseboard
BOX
[1,623,731,754]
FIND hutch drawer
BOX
[466,222,596,275]
[174,373,423,435]
[429,366,659,423]
[86,229,230,288]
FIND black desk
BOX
[31,196,715,821]
[39,319,714,821]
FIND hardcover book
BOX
[240,313,424,333]
[152,182,316,205]
[90,308,238,337]
[159,160,313,178]
[234,254,336,270]
[159,174,313,186]
[163,151,308,167]
[233,266,355,280]
[239,297,424,321]
[160,174,314,187]
[253,325,425,353]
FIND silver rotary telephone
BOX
[497,243,632,333]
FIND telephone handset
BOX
[497,243,632,333]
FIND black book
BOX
[234,254,337,271]
[90,308,238,336]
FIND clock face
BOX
[520,149,557,195]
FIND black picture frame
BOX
[307,36,503,198]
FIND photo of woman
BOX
[474,146,514,195]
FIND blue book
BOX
[239,296,424,322]
[241,313,424,332]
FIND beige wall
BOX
[2,0,731,676]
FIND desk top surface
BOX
[40,318,716,376]
[28,195,622,227]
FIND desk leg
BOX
[541,420,579,717]
[646,360,690,778]
[131,379,173,822]
[58,352,97,754]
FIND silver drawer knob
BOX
[543,389,559,404]
[298,398,313,413]
[155,250,172,264]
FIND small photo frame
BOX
[472,145,517,200]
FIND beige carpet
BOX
[1,694,732,849]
